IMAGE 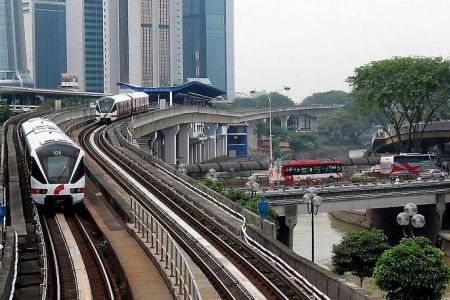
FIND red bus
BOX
[280,160,343,185]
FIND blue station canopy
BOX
[117,81,225,99]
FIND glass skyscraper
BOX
[84,0,104,93]
[23,0,67,89]
[183,0,234,98]
[0,0,32,87]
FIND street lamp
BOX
[246,176,260,197]
[303,187,322,262]
[249,87,291,170]
[396,203,425,238]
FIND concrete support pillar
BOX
[280,116,289,128]
[178,124,191,164]
[161,125,179,165]
[204,140,210,161]
[435,194,446,241]
[196,142,202,163]
[277,205,298,249]
[189,144,194,164]
[247,121,258,151]
[149,132,158,155]
[310,117,319,131]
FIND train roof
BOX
[97,94,130,103]
[282,160,341,167]
[96,92,148,104]
[126,92,148,98]
[21,118,81,153]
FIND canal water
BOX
[292,213,360,269]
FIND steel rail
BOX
[80,124,245,300]
[74,213,115,300]
[116,122,330,300]
[99,126,306,299]
[41,215,60,300]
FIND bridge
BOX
[372,120,450,153]
[263,180,450,214]
[129,104,339,165]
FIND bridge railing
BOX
[129,197,201,300]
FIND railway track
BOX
[80,122,326,300]
[7,112,116,299]
[42,211,115,300]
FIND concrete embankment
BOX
[329,210,371,229]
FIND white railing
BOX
[129,197,201,300]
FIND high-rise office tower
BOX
[23,0,67,89]
[0,0,33,87]
[183,0,234,98]
[128,0,183,88]
[66,0,119,93]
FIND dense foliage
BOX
[331,229,390,287]
[288,131,318,152]
[199,179,278,224]
[318,106,369,143]
[302,90,349,106]
[0,99,12,123]
[231,92,295,109]
[348,56,450,153]
[374,237,450,300]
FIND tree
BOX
[232,92,295,109]
[331,229,390,287]
[348,56,450,153]
[0,99,11,123]
[288,131,318,152]
[302,90,349,106]
[374,237,450,300]
[318,107,369,143]
[199,179,223,193]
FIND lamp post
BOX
[396,203,425,238]
[249,87,290,170]
[303,187,322,262]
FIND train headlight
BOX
[70,188,85,193]
[31,188,48,194]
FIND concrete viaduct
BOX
[372,120,450,153]
[129,105,339,165]
[261,180,450,247]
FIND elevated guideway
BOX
[130,105,339,139]
[372,120,450,153]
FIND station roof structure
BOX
[116,81,226,99]
[0,86,107,98]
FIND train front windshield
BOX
[96,97,115,113]
[36,143,80,184]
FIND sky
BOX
[234,0,450,102]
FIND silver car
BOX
[419,169,448,180]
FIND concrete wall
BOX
[0,229,16,300]
[246,224,379,300]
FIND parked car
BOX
[351,171,377,183]
[419,169,448,180]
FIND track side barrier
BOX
[129,197,202,300]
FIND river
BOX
[292,213,361,269]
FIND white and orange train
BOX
[21,118,85,206]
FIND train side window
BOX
[31,157,47,184]
[71,158,84,184]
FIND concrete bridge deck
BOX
[130,105,339,138]
[262,179,450,215]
